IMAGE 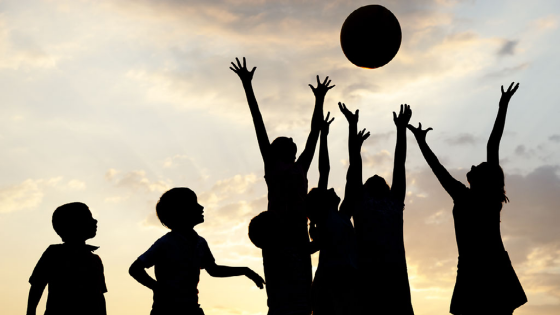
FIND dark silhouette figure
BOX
[407,83,527,315]
[353,104,415,315]
[231,57,334,315]
[307,105,368,315]
[129,188,265,315]
[27,202,107,315]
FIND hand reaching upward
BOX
[407,123,433,143]
[499,82,519,108]
[356,128,370,147]
[321,112,335,136]
[393,104,412,129]
[309,75,335,98]
[338,102,359,125]
[230,57,256,84]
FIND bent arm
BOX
[129,259,157,290]
[26,284,46,315]
[206,263,265,288]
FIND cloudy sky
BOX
[0,0,559,314]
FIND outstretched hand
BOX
[407,123,433,142]
[309,75,335,98]
[338,102,359,124]
[499,82,519,107]
[356,128,370,147]
[230,57,256,83]
[321,112,335,136]
[245,268,265,289]
[393,104,412,128]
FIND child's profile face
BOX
[178,191,205,228]
[76,208,98,240]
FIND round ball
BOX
[340,5,402,69]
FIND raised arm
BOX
[297,76,335,173]
[339,103,369,217]
[318,112,334,190]
[230,57,272,167]
[487,82,519,165]
[391,104,412,204]
[408,123,464,199]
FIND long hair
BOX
[469,162,509,205]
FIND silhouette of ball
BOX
[340,5,402,69]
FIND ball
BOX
[340,5,402,69]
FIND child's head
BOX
[271,137,297,164]
[364,175,391,199]
[306,188,340,224]
[248,211,281,249]
[156,187,204,230]
[52,202,97,242]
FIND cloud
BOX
[515,145,534,158]
[497,39,518,57]
[444,133,476,146]
[533,15,559,31]
[362,149,392,168]
[483,63,529,79]
[549,135,560,143]
[0,177,85,213]
[106,169,171,193]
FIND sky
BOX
[0,0,559,314]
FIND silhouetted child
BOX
[307,106,366,315]
[27,202,107,315]
[129,187,265,315]
[408,83,526,314]
[354,104,414,315]
[231,57,334,315]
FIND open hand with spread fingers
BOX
[338,102,359,125]
[407,123,433,142]
[230,57,256,84]
[393,104,412,129]
[356,128,371,147]
[309,75,335,98]
[321,112,335,136]
[499,82,519,107]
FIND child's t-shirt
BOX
[29,244,107,315]
[138,231,215,311]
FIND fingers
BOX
[363,131,371,141]
[309,84,315,91]
[508,82,514,92]
[427,127,433,132]
[230,62,239,71]
[325,112,330,121]
[400,104,404,116]
[243,57,246,68]
[501,85,504,94]
[322,76,329,85]
[326,79,332,86]
[328,117,335,124]
[328,85,336,90]
[251,67,256,74]
[355,109,359,119]
[316,75,320,86]
[512,82,520,94]
[236,57,242,68]
[393,111,397,121]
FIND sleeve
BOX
[94,255,108,293]
[138,238,165,269]
[198,237,215,270]
[29,246,54,285]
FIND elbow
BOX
[129,260,141,278]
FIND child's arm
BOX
[339,103,369,217]
[129,259,157,290]
[297,76,335,173]
[318,112,334,190]
[230,57,272,169]
[487,82,519,165]
[408,123,464,199]
[390,104,412,204]
[26,283,46,315]
[205,263,265,289]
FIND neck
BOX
[64,239,86,246]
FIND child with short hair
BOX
[129,187,265,315]
[27,202,107,315]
